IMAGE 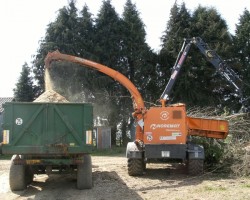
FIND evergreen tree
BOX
[49,4,97,102]
[32,0,79,94]
[122,0,157,100]
[161,3,192,55]
[77,3,113,102]
[44,0,79,54]
[94,0,124,145]
[14,63,35,102]
[159,3,233,109]
[78,4,96,59]
[190,6,234,109]
[159,3,192,104]
[234,9,250,106]
[120,0,157,144]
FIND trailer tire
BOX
[128,158,144,176]
[77,154,92,189]
[9,155,26,191]
[188,159,204,176]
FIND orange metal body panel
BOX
[187,117,229,139]
[144,105,188,145]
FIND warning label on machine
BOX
[159,136,176,140]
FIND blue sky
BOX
[0,0,249,97]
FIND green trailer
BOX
[1,102,93,190]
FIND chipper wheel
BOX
[127,158,145,176]
[9,155,27,191]
[188,159,204,175]
[77,154,92,189]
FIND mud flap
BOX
[126,142,143,159]
[187,143,204,159]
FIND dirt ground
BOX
[0,155,249,200]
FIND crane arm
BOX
[160,37,245,109]
[45,50,146,115]
[160,39,192,105]
[192,37,242,94]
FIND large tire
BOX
[9,155,26,191]
[77,154,92,190]
[188,159,204,176]
[128,158,144,176]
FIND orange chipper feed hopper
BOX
[187,116,229,139]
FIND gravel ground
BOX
[0,155,249,200]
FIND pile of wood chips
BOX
[33,90,69,103]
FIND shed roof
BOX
[0,97,14,113]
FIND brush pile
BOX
[187,107,250,176]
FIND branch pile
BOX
[187,107,250,176]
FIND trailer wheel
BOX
[77,154,92,189]
[9,155,26,191]
[128,158,144,176]
[188,159,204,175]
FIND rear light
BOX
[86,130,92,145]
[3,130,9,144]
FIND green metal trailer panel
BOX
[1,102,93,155]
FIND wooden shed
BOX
[94,126,111,149]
